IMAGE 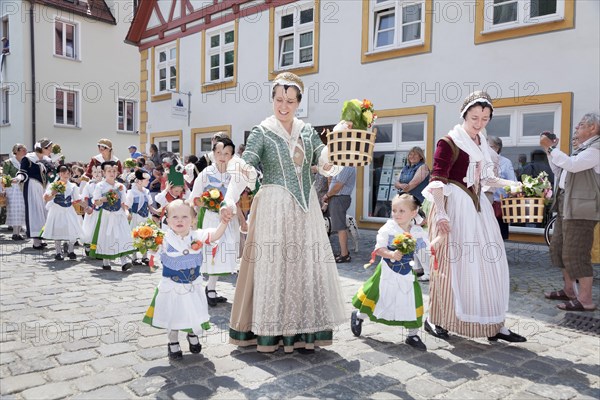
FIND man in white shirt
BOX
[542,113,600,312]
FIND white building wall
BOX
[1,1,139,162]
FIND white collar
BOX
[164,229,203,256]
[448,124,494,187]
[93,154,118,163]
[261,115,305,159]
[9,155,20,169]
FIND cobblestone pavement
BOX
[1,227,599,399]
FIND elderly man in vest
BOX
[542,113,600,312]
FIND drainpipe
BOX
[28,0,36,145]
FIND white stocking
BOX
[207,275,218,294]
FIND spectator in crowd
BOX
[197,132,226,172]
[543,113,600,312]
[323,166,356,263]
[521,149,554,184]
[488,136,517,240]
[394,146,430,203]
[515,153,527,180]
[128,145,142,159]
[148,143,161,167]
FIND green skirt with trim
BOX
[351,261,423,329]
[229,328,333,352]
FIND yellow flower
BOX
[363,110,373,125]
[90,244,97,250]
[209,189,221,199]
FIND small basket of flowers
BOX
[327,99,378,167]
[501,172,552,224]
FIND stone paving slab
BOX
[0,228,599,399]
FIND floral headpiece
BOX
[460,91,493,119]
[272,72,304,95]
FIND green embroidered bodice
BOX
[242,123,325,212]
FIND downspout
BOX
[28,0,36,145]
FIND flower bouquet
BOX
[340,99,377,130]
[197,188,224,213]
[51,144,61,154]
[124,158,137,169]
[2,175,12,188]
[105,190,119,206]
[501,172,552,224]
[50,180,66,194]
[132,219,164,268]
[364,232,416,269]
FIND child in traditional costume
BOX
[189,137,243,306]
[351,193,430,351]
[81,164,103,254]
[125,169,156,265]
[142,200,229,359]
[155,157,188,219]
[41,165,84,260]
[89,161,135,271]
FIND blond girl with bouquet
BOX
[351,193,430,351]
[41,165,84,260]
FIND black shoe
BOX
[54,254,64,261]
[102,265,111,270]
[40,242,48,247]
[488,330,527,343]
[205,287,218,307]
[424,319,450,339]
[335,254,351,263]
[68,252,77,260]
[405,335,427,351]
[11,234,25,241]
[297,348,315,354]
[33,244,47,250]
[187,334,202,354]
[168,342,183,359]
[142,257,151,265]
[122,262,133,271]
[350,310,363,337]
[132,259,143,266]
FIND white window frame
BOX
[205,23,235,84]
[274,1,315,70]
[363,114,428,222]
[54,17,80,60]
[54,87,81,128]
[483,0,565,33]
[117,98,137,133]
[0,86,9,125]
[487,103,562,147]
[369,0,425,53]
[155,43,177,94]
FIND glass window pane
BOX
[300,8,313,24]
[530,0,557,17]
[281,53,293,67]
[55,90,64,124]
[486,115,511,137]
[224,65,233,78]
[378,13,395,30]
[170,77,176,89]
[281,14,293,29]
[493,2,517,24]
[523,112,554,136]
[375,123,393,143]
[159,51,166,62]
[66,92,75,125]
[224,30,234,44]
[402,23,421,42]
[159,81,166,91]
[376,30,394,47]
[118,100,124,130]
[201,138,212,152]
[159,141,168,153]
[369,151,395,218]
[211,67,219,81]
[402,121,424,142]
[66,24,75,58]
[282,37,294,52]
[126,102,134,131]
[299,47,312,63]
[211,34,220,48]
[211,54,220,68]
[172,140,180,154]
[403,4,421,24]
[224,50,234,64]
[159,68,166,79]
[299,31,312,48]
[170,66,177,79]
[170,48,177,60]
[55,22,63,56]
